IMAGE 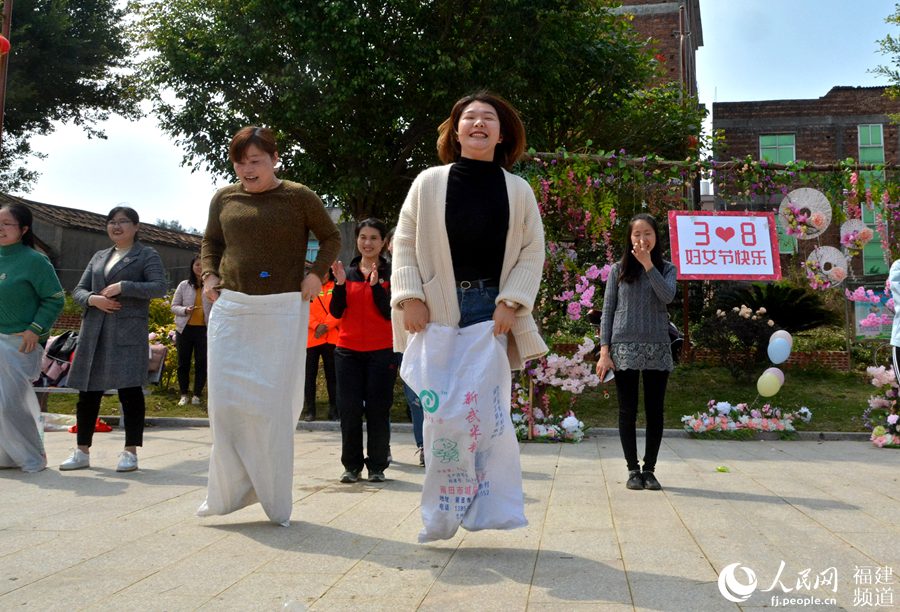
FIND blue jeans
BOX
[395,352,424,448]
[457,286,499,328]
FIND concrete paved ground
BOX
[2,426,899,611]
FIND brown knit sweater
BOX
[201,180,341,295]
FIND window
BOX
[774,214,796,255]
[759,134,795,165]
[859,124,885,165]
[859,125,888,274]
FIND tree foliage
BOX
[133,0,667,221]
[1,0,139,191]
[874,2,900,110]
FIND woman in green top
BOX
[0,203,64,473]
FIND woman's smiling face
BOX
[233,144,280,193]
[456,100,502,162]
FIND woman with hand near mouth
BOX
[197,126,340,526]
[0,203,64,473]
[329,218,396,484]
[61,206,167,473]
[595,213,677,492]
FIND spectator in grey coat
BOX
[60,207,167,473]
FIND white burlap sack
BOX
[0,333,45,472]
[401,321,526,543]
[197,290,307,526]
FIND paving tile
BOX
[5,428,900,610]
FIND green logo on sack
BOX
[420,389,439,413]
[432,439,459,463]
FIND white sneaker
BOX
[178,395,189,406]
[191,396,201,405]
[59,449,90,471]
[116,450,138,472]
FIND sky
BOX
[14,0,898,232]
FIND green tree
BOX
[134,0,659,221]
[1,0,139,191]
[874,2,900,120]
[155,218,199,234]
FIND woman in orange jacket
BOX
[305,269,340,421]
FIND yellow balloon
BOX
[757,372,781,397]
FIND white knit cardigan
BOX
[390,164,548,370]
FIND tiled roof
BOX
[1,193,202,250]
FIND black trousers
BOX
[335,347,397,472]
[76,387,145,448]
[176,325,207,396]
[613,369,670,473]
[305,343,336,417]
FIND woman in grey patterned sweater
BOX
[595,213,677,491]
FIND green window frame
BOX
[858,125,888,274]
[759,134,795,165]
[859,124,885,165]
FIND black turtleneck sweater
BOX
[445,157,509,283]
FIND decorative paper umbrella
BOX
[779,188,832,240]
[806,246,848,287]
[839,219,873,254]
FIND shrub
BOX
[713,282,839,333]
[693,304,776,380]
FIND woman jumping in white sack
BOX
[197,126,341,526]
[391,91,546,542]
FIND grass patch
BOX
[45,363,874,433]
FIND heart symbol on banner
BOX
[715,227,735,242]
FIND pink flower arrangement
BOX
[840,227,874,257]
[554,263,612,321]
[845,286,883,303]
[681,400,812,436]
[863,366,900,448]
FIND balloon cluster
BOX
[757,330,792,397]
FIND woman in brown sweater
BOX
[197,126,341,526]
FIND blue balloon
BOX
[767,337,791,364]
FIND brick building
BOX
[615,0,703,94]
[712,86,900,277]
[713,86,900,165]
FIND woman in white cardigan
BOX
[390,91,547,370]
[170,256,213,406]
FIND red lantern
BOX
[0,36,10,56]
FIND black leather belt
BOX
[456,279,499,289]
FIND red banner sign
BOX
[667,211,782,280]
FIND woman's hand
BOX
[403,299,429,333]
[89,294,122,313]
[301,273,322,301]
[100,282,122,298]
[367,267,379,286]
[203,274,221,303]
[595,351,615,382]
[331,261,346,285]
[313,323,328,338]
[632,238,653,271]
[17,330,39,353]
[492,302,516,336]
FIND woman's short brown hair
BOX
[436,91,526,170]
[229,126,278,163]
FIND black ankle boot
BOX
[626,470,643,490]
[642,471,662,490]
